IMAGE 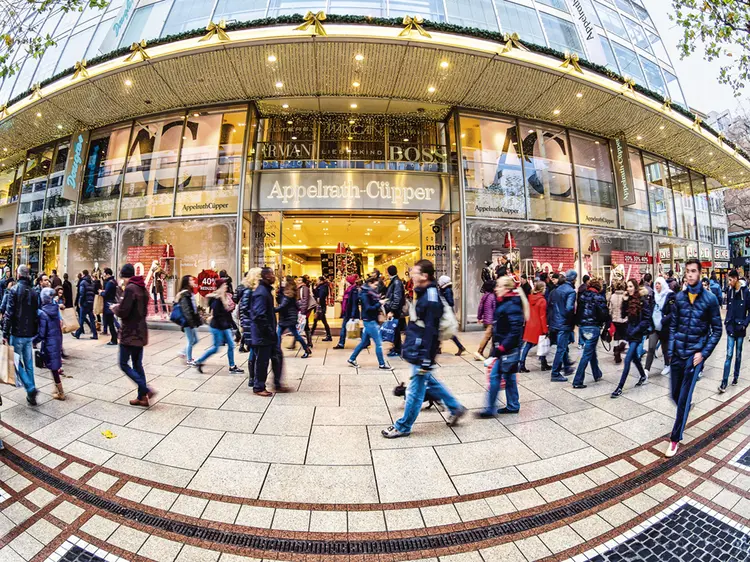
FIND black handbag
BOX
[34,349,45,369]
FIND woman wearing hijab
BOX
[644,276,674,376]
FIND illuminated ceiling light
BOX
[124,79,133,87]
[349,119,355,124]
[193,112,199,117]
[282,103,289,109]
[594,141,600,145]
[689,158,694,162]
[2,148,6,152]
[440,60,449,69]
[403,138,409,142]
[287,120,293,124]
[267,54,277,62]
[591,158,595,161]
[460,133,465,138]
[354,54,364,61]
[709,151,713,156]
[553,109,560,115]
[291,136,297,140]
[350,103,358,109]
[637,136,643,140]
[275,81,283,89]
[352,81,360,88]
[347,136,353,140]
[56,124,62,130]
[576,92,583,98]
[427,86,436,93]
[659,125,665,130]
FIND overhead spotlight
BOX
[352,81,360,88]
[440,60,449,69]
[427,86,436,93]
[275,81,283,89]
[124,79,133,87]
[267,55,277,62]
[56,124,62,130]
[576,92,583,98]
[350,103,358,109]
[36,112,42,118]
[287,120,293,124]
[355,54,364,61]
[349,119,355,124]
[282,103,289,109]
[637,136,643,140]
[553,109,560,115]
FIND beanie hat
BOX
[565,269,578,283]
[120,263,135,279]
[438,275,451,288]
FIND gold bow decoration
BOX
[718,132,726,143]
[693,115,702,129]
[72,59,88,80]
[295,11,327,36]
[501,32,523,53]
[622,77,635,93]
[662,97,672,111]
[200,20,230,42]
[125,40,150,62]
[30,83,42,100]
[399,15,431,38]
[560,51,583,73]
[0,105,7,119]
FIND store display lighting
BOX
[350,103,358,109]
[57,124,62,130]
[349,119,355,124]
[576,92,583,98]
[287,120,293,124]
[36,112,42,118]
[637,136,643,140]
[282,104,289,109]
[553,109,560,115]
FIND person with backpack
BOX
[73,269,97,339]
[437,275,467,356]
[36,288,65,400]
[194,278,243,374]
[100,268,118,345]
[174,275,202,365]
[381,260,466,438]
[548,269,577,382]
[477,276,528,417]
[720,269,750,392]
[347,276,390,369]
[572,278,609,389]
[3,265,40,405]
[611,279,651,398]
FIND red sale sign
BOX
[196,269,219,297]
[531,247,575,273]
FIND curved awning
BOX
[0,21,747,189]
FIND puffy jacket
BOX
[402,282,443,370]
[709,280,723,304]
[177,290,201,329]
[523,292,547,344]
[492,293,525,356]
[669,284,722,360]
[345,286,361,319]
[207,292,233,331]
[37,302,62,371]
[298,283,312,314]
[477,292,495,325]
[340,275,358,318]
[239,287,253,345]
[385,276,404,316]
[102,278,118,315]
[315,282,330,309]
[622,289,652,342]
[78,275,95,310]
[547,279,576,331]
[0,276,12,303]
[115,276,148,347]
[62,280,72,309]
[609,290,627,324]
[724,285,750,337]
[358,286,382,322]
[275,294,300,328]
[234,284,250,325]
[440,285,456,309]
[576,288,609,327]
[250,280,277,346]
[3,278,39,340]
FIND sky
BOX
[647,1,747,116]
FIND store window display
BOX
[580,228,652,287]
[691,172,712,244]
[620,148,651,232]
[0,164,22,207]
[669,163,696,240]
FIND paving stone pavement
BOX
[0,327,746,561]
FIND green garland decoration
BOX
[3,13,747,161]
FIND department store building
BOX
[0,0,742,325]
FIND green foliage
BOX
[671,0,750,94]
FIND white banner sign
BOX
[565,0,608,66]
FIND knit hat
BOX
[438,275,451,288]
[565,269,578,283]
[120,263,135,278]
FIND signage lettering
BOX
[113,0,135,37]
[66,134,84,189]
[564,0,607,65]
[62,131,89,202]
[389,146,447,163]
[612,137,636,207]
[267,179,436,206]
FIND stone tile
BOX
[562,474,597,494]
[485,494,517,516]
[713,466,740,484]
[631,449,660,466]
[538,525,584,554]
[144,426,224,470]
[79,423,165,459]
[694,479,723,501]
[507,418,589,459]
[188,458,268,499]
[201,500,240,524]
[38,452,66,469]
[516,447,607,481]
[452,466,527,495]
[689,457,717,473]
[26,519,61,544]
[138,535,184,562]
[108,525,149,553]
[585,466,619,486]
[669,468,699,487]
[85,471,119,492]
[508,488,546,511]
[384,508,424,530]
[271,391,339,407]
[4,474,31,492]
[235,505,274,528]
[607,459,638,477]
[552,407,620,434]
[175,545,220,562]
[420,504,461,527]
[8,531,43,560]
[61,441,114,465]
[372,447,455,502]
[313,405,391,425]
[609,411,675,445]
[126,404,195,435]
[212,432,307,464]
[271,509,310,531]
[622,492,659,514]
[309,510,347,532]
[731,497,750,519]
[367,422,460,449]
[77,400,144,426]
[536,481,573,503]
[598,502,638,527]
[455,499,493,522]
[161,390,229,409]
[514,536,552,562]
[30,413,101,450]
[0,546,24,562]
[347,510,386,532]
[24,487,56,508]
[449,417,512,442]
[306,425,371,465]
[104,454,195,487]
[570,513,613,540]
[479,542,526,562]
[435,437,538,476]
[586,394,654,421]
[142,488,179,510]
[61,462,92,480]
[170,494,209,518]
[181,408,261,433]
[2,502,32,525]
[116,481,151,503]
[50,501,84,524]
[261,464,378,503]
[80,513,119,541]
[254,405,314,437]
[713,489,742,510]
[643,482,677,503]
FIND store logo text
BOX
[571,0,595,40]
[113,0,135,37]
[267,180,435,206]
[65,134,84,189]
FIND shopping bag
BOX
[93,295,104,316]
[346,319,361,338]
[380,318,398,343]
[0,343,15,386]
[537,335,550,356]
[296,312,307,334]
[34,349,45,369]
[61,308,80,334]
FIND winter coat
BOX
[275,294,300,328]
[298,284,312,314]
[523,292,548,344]
[576,288,609,327]
[709,279,723,304]
[315,282,330,309]
[440,285,456,309]
[384,276,404,317]
[0,276,12,303]
[492,293,525,356]
[340,275,358,318]
[102,278,118,315]
[477,292,496,325]
[207,291,233,331]
[50,274,62,289]
[725,285,750,337]
[402,282,443,370]
[547,279,576,331]
[115,276,148,347]
[345,286,361,319]
[177,290,201,329]
[37,302,62,371]
[358,286,382,322]
[78,275,95,310]
[669,284,722,360]
[609,290,627,324]
[234,284,250,326]
[249,280,277,346]
[621,289,652,342]
[239,287,253,344]
[62,280,73,309]
[3,278,39,340]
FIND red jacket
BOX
[523,292,547,344]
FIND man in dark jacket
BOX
[384,265,405,356]
[50,269,62,289]
[666,258,722,458]
[62,273,73,309]
[233,278,249,353]
[73,270,97,340]
[3,265,40,405]
[572,278,609,389]
[250,267,281,396]
[113,264,153,407]
[381,260,466,438]
[548,269,577,382]
[310,276,332,341]
[709,274,723,307]
[100,268,119,346]
[720,269,750,392]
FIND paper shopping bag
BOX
[0,343,15,386]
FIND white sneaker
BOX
[473,352,484,361]
[381,425,409,439]
[665,441,679,458]
[661,366,670,376]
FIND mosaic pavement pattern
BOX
[0,327,745,560]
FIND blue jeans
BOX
[483,351,520,414]
[196,327,235,367]
[10,336,34,393]
[722,335,744,385]
[394,364,463,434]
[277,325,308,350]
[350,320,385,366]
[617,339,646,388]
[519,341,534,366]
[184,327,198,362]
[75,306,97,338]
[119,344,148,399]
[573,326,602,386]
[337,316,350,347]
[551,329,573,376]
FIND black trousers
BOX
[252,344,283,392]
[311,306,331,337]
[103,313,117,344]
[392,316,405,353]
[669,356,700,443]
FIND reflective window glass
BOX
[10,56,40,99]
[18,145,53,233]
[319,114,386,169]
[446,0,498,30]
[257,115,316,169]
[119,1,171,48]
[519,121,576,223]
[268,0,324,17]
[15,234,40,277]
[212,0,269,22]
[623,17,650,52]
[162,0,213,37]
[669,163,696,240]
[664,70,687,107]
[595,1,627,39]
[640,57,666,96]
[570,132,617,227]
[388,119,447,172]
[85,16,115,59]
[328,0,386,17]
[691,172,712,244]
[43,141,76,229]
[614,0,635,17]
[0,166,19,206]
[57,7,83,35]
[631,2,652,26]
[78,124,132,224]
[32,38,66,85]
[581,228,652,285]
[55,24,97,74]
[644,153,675,236]
[495,1,545,46]
[536,0,568,12]
[121,112,184,220]
[389,0,446,22]
[612,42,646,83]
[460,115,526,219]
[647,31,669,61]
[599,35,620,73]
[621,148,650,232]
[540,13,582,53]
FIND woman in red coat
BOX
[520,281,550,372]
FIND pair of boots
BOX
[52,383,65,401]
[519,357,550,373]
[613,342,626,364]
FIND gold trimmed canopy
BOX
[0,23,747,189]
